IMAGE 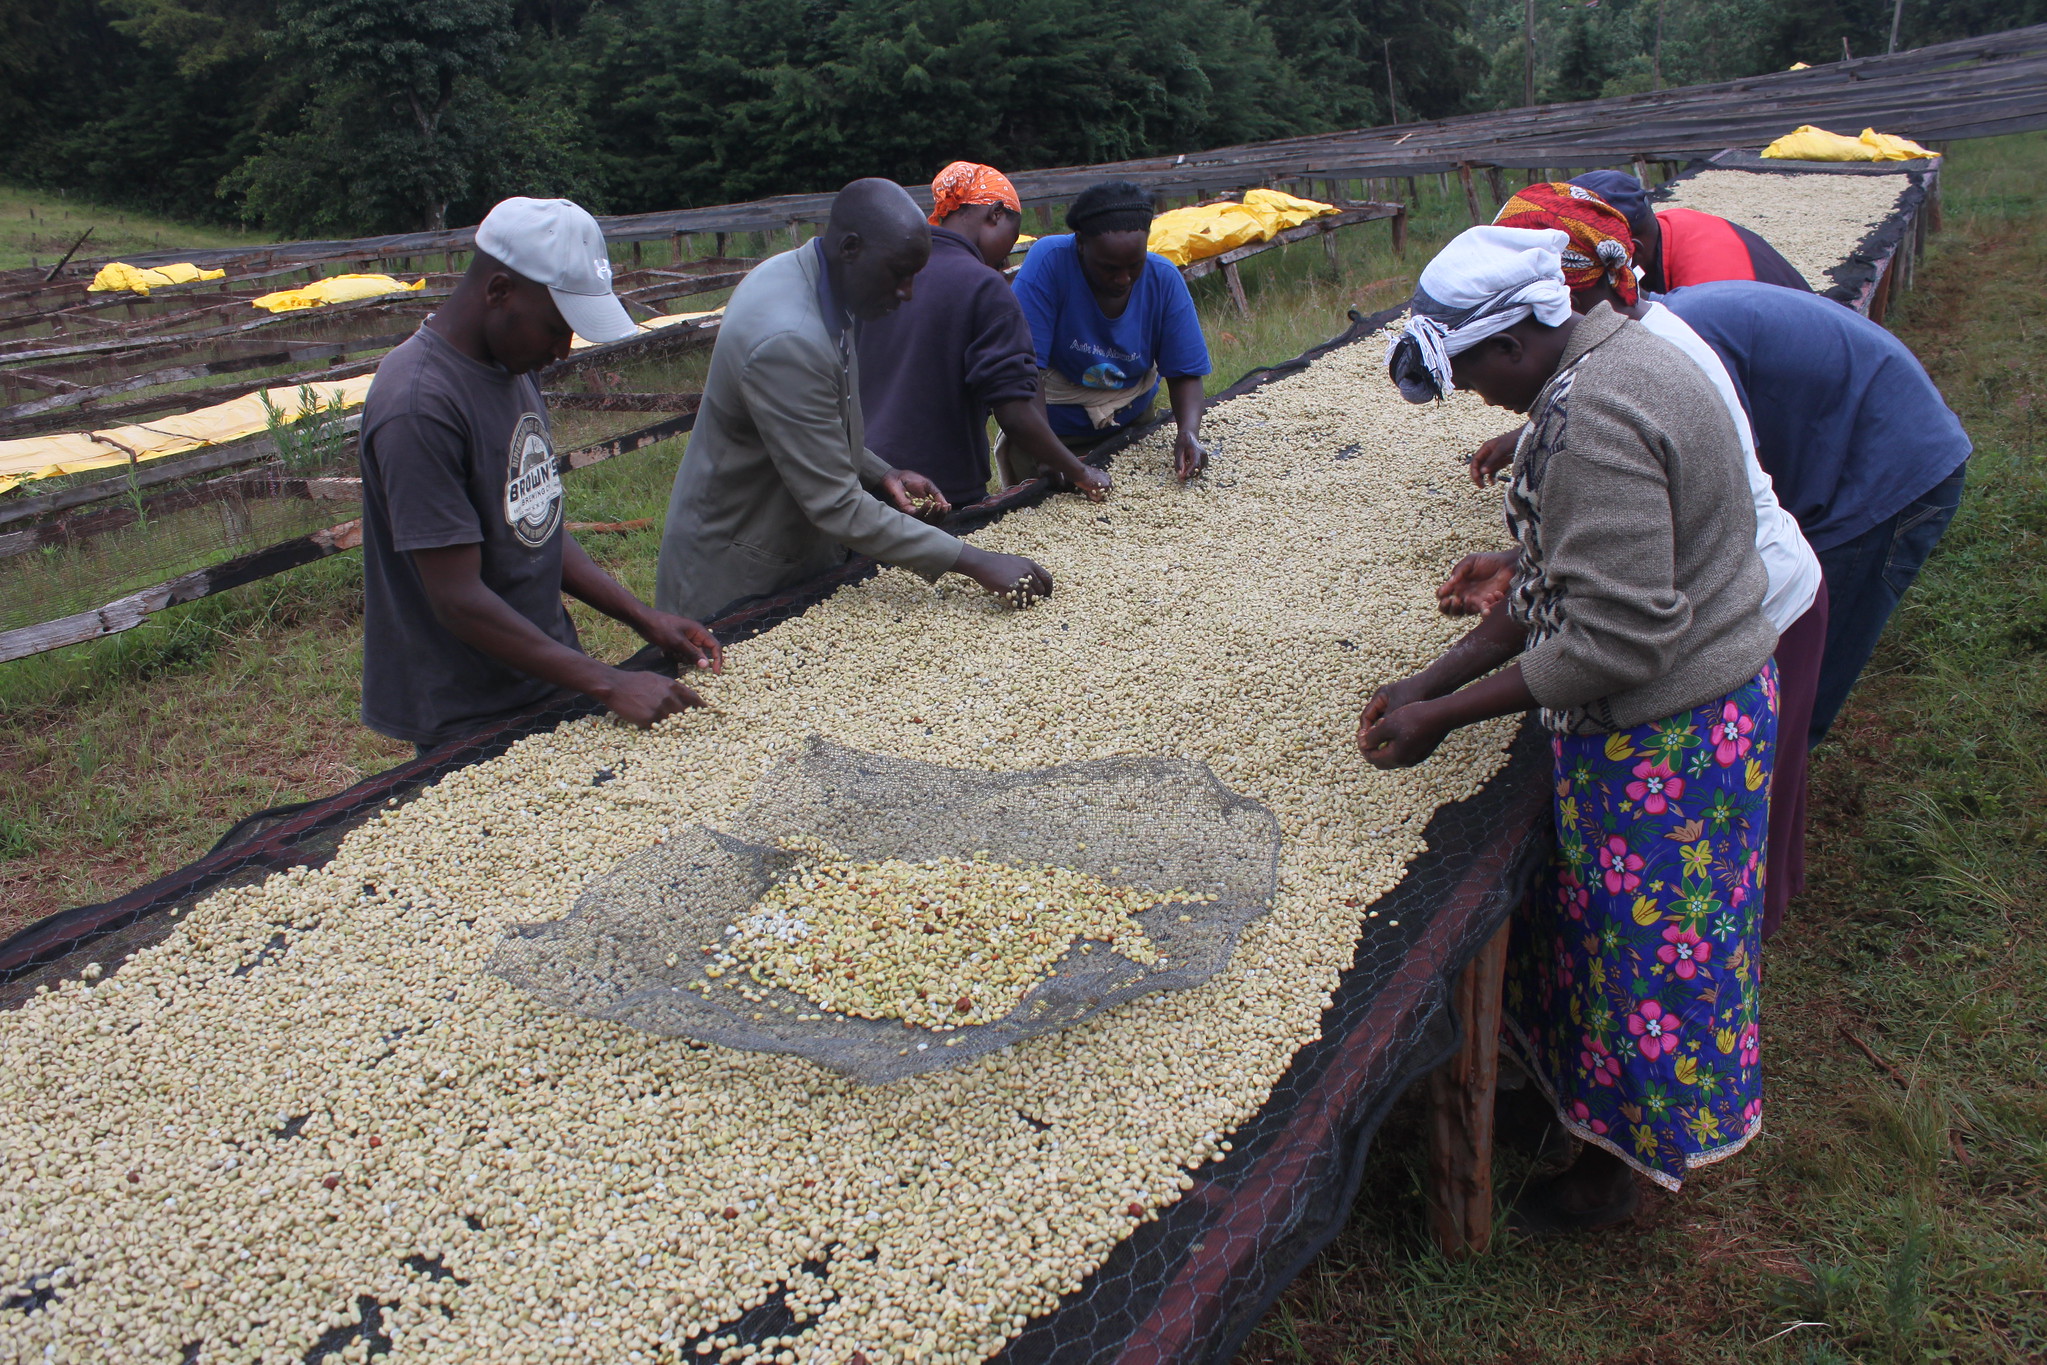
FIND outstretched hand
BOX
[635,610,724,673]
[1357,696,1453,770]
[595,668,709,728]
[1467,429,1522,485]
[882,470,952,520]
[955,546,1053,606]
[1047,462,1113,502]
[1173,430,1209,483]
[1437,550,1517,617]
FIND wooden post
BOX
[787,221,801,251]
[1220,259,1251,317]
[1427,917,1512,1257]
[671,231,685,266]
[715,232,729,259]
[631,240,644,269]
[1485,165,1507,209]
[1390,206,1409,257]
[1633,154,1654,187]
[1323,225,1342,277]
[1457,163,1485,226]
[1869,257,1895,325]
[1405,176,1420,205]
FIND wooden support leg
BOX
[1323,227,1342,278]
[1484,165,1506,209]
[715,232,729,258]
[1427,916,1512,1258]
[1405,176,1420,205]
[1221,259,1251,317]
[787,221,801,251]
[1390,206,1409,258]
[1870,258,1895,325]
[1632,154,1654,187]
[1457,163,1484,226]
[670,231,684,266]
[631,240,643,269]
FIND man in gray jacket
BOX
[656,179,1052,620]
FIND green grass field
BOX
[0,185,271,274]
[1,140,2041,1361]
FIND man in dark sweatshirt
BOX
[857,162,1110,508]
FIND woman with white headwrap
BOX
[1363,226,1780,1231]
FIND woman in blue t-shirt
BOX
[1011,180,1213,482]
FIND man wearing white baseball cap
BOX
[356,196,726,755]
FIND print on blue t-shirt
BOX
[1012,234,1212,437]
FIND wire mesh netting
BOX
[489,738,1283,1083]
[0,311,1552,1364]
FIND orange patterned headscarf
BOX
[1493,181,1639,305]
[929,162,1021,225]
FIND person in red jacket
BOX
[1571,170,1811,293]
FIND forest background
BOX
[4,0,2044,239]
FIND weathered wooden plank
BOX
[0,519,364,664]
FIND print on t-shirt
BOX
[503,412,563,548]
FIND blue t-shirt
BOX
[1661,280,1971,553]
[1012,234,1211,437]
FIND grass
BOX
[0,142,2041,1361]
[0,184,271,274]
[1241,131,2047,1364]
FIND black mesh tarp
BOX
[0,309,1551,1364]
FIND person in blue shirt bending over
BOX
[1010,180,1213,483]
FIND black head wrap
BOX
[1067,180,1155,237]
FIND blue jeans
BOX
[1809,463,1967,746]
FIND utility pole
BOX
[1524,0,1537,105]
[1384,37,1399,123]
[1888,0,1905,52]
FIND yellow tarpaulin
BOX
[1146,189,1339,267]
[1761,125,1938,162]
[0,375,375,498]
[251,274,426,313]
[87,262,227,296]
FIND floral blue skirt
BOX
[1504,663,1778,1191]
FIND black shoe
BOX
[1506,1167,1642,1236]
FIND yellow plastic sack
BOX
[1239,188,1339,235]
[0,375,375,493]
[251,274,426,313]
[1147,203,1264,266]
[87,261,227,295]
[1762,125,1937,161]
[1146,191,1337,267]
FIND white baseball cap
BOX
[474,197,639,344]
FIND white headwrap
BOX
[1386,226,1575,402]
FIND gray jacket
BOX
[1506,303,1775,734]
[656,244,963,620]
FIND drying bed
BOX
[1655,159,1932,306]
[0,316,1548,1365]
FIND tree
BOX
[231,0,519,230]
[574,0,1314,212]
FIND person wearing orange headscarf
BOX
[858,162,1110,506]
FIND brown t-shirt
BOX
[357,325,578,746]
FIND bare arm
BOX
[561,533,724,673]
[990,396,1109,500]
[1167,375,1207,482]
[1356,599,1531,767]
[412,543,707,727]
